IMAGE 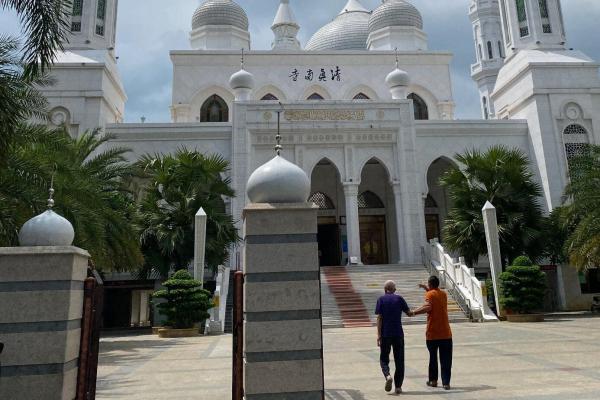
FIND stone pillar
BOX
[343,182,362,265]
[0,246,89,400]
[392,181,408,263]
[243,203,324,400]
[482,201,504,317]
[194,207,207,286]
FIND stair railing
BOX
[426,239,498,322]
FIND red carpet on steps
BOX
[322,267,373,328]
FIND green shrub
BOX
[499,257,547,314]
[152,270,213,329]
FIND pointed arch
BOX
[309,192,335,210]
[307,93,324,100]
[353,93,370,100]
[255,84,287,101]
[344,85,379,101]
[358,191,385,209]
[200,94,229,122]
[189,85,234,122]
[260,93,278,101]
[301,85,331,101]
[408,93,429,120]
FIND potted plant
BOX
[499,256,547,322]
[152,270,213,337]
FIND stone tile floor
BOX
[97,317,600,399]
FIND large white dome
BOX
[369,0,423,33]
[305,0,371,51]
[192,0,249,31]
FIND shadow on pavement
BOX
[401,384,496,395]
[326,389,367,399]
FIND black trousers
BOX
[426,338,453,386]
[380,336,405,389]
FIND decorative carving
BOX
[284,110,365,121]
[263,111,273,121]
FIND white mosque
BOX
[41,0,600,315]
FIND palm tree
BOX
[0,126,144,271]
[440,145,544,267]
[136,149,239,279]
[1,0,70,77]
[555,145,600,270]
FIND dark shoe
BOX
[426,381,438,388]
[443,385,451,390]
[395,388,402,394]
[385,375,393,392]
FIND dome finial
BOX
[47,174,55,209]
[275,103,284,156]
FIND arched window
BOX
[200,95,229,122]
[425,194,438,209]
[563,124,590,167]
[483,96,489,120]
[487,41,494,59]
[358,191,385,209]
[498,41,504,58]
[309,192,335,210]
[539,0,552,33]
[71,0,83,32]
[307,93,324,100]
[353,93,370,100]
[478,44,483,61]
[261,93,278,101]
[516,0,529,37]
[408,93,429,120]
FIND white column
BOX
[139,291,149,326]
[392,181,408,263]
[130,291,141,327]
[343,182,362,265]
[482,201,504,317]
[194,207,207,287]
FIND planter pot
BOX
[158,328,200,338]
[506,314,544,323]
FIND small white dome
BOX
[229,68,255,90]
[192,0,249,31]
[305,0,371,51]
[246,155,310,203]
[19,210,75,247]
[369,0,424,33]
[386,68,410,88]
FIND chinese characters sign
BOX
[289,67,342,82]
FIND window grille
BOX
[353,93,370,100]
[260,93,278,101]
[358,191,385,209]
[96,0,106,36]
[563,124,587,136]
[307,93,324,100]
[516,0,529,37]
[539,0,552,33]
[309,192,335,210]
[71,0,83,32]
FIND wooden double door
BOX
[360,215,388,265]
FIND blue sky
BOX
[1,0,599,122]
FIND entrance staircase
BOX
[321,264,469,328]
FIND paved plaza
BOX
[97,317,600,400]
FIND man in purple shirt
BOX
[376,280,411,394]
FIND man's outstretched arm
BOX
[412,300,433,316]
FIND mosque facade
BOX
[41,0,600,315]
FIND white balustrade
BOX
[426,239,498,322]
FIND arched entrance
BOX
[310,159,343,266]
[358,159,397,265]
[425,157,456,242]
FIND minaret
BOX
[64,0,119,52]
[271,0,301,50]
[469,0,504,119]
[498,0,567,58]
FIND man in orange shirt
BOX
[412,275,453,390]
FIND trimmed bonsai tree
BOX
[152,270,213,329]
[499,256,547,314]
